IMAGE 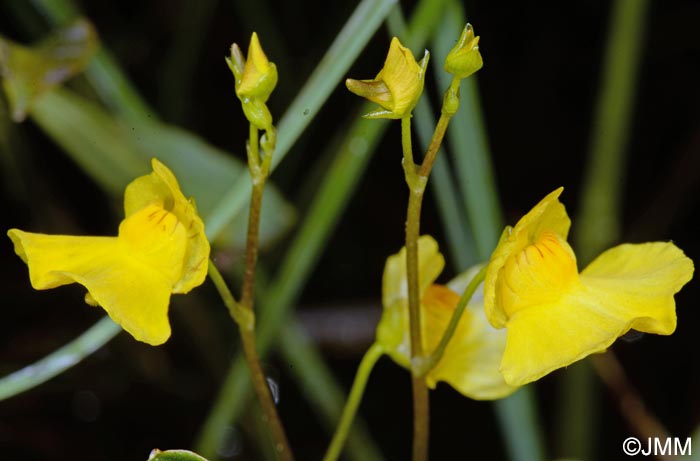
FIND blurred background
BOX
[1,0,698,460]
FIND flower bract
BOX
[346,37,429,119]
[7,159,210,346]
[484,187,694,386]
[377,235,517,400]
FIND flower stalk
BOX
[402,73,466,461]
[221,33,292,460]
[238,123,293,461]
[403,160,429,461]
[323,343,385,461]
[345,29,483,461]
[208,123,291,460]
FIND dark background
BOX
[1,1,699,460]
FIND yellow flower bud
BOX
[444,23,483,79]
[346,37,429,119]
[226,32,277,129]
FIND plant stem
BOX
[237,123,293,461]
[402,115,430,461]
[418,99,456,177]
[406,187,430,461]
[405,189,425,362]
[402,116,417,181]
[417,77,461,182]
[208,257,291,461]
[246,124,261,180]
[417,264,487,376]
[402,77,462,461]
[241,144,263,311]
[207,261,252,329]
[411,376,430,461]
[239,327,291,460]
[323,343,384,461]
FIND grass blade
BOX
[0,316,120,401]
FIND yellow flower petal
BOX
[497,231,580,319]
[500,292,616,385]
[344,79,392,107]
[7,204,188,345]
[124,158,209,294]
[377,235,444,359]
[9,231,118,290]
[376,37,428,117]
[501,242,693,385]
[426,269,517,400]
[377,237,516,400]
[580,242,693,334]
[381,235,445,309]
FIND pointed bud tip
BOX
[235,32,277,102]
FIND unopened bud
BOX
[444,24,483,79]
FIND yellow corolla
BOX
[484,187,694,386]
[7,159,210,346]
[346,37,429,119]
[377,235,517,400]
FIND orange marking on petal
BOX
[422,284,460,312]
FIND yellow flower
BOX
[346,37,429,119]
[377,235,517,400]
[444,23,483,79]
[484,187,694,386]
[226,32,277,130]
[7,159,210,346]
